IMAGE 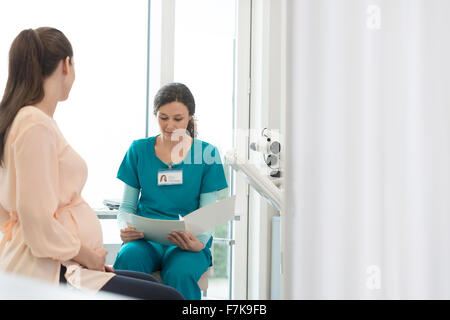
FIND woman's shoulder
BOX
[127,136,156,153]
[10,106,56,140]
[192,138,224,164]
[194,138,218,150]
[15,106,54,126]
[131,136,155,146]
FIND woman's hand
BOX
[120,226,144,243]
[167,230,204,252]
[73,245,108,271]
[103,265,115,273]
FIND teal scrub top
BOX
[117,135,228,221]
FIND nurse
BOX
[113,82,228,300]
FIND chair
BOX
[151,268,210,297]
[104,242,211,297]
[151,239,216,298]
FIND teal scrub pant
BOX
[113,239,212,300]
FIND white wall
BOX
[284,0,450,299]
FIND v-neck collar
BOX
[152,134,195,168]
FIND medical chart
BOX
[122,196,236,245]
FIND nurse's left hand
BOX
[168,231,204,252]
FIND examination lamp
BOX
[225,149,282,212]
[249,128,281,178]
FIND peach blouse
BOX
[0,106,114,291]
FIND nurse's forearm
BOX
[197,192,217,245]
[117,183,140,230]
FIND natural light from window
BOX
[0,0,236,300]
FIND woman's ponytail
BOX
[0,27,73,165]
[186,116,197,138]
[13,29,46,104]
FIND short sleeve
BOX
[14,124,81,261]
[200,146,228,194]
[117,141,141,189]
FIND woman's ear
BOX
[62,56,71,75]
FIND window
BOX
[0,0,148,210]
[173,0,236,299]
[0,0,148,246]
[1,0,242,300]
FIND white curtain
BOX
[284,0,450,299]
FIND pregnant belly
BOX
[56,201,104,250]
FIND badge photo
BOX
[158,169,183,186]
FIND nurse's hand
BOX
[120,226,144,243]
[168,231,204,252]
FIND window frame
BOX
[150,0,252,300]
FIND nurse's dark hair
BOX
[153,82,197,138]
[0,27,73,166]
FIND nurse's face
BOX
[157,101,192,140]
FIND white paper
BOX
[122,196,236,246]
[184,196,236,235]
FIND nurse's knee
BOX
[161,260,199,283]
[116,239,149,260]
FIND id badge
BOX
[158,169,183,186]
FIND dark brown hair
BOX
[0,27,73,165]
[153,82,197,137]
